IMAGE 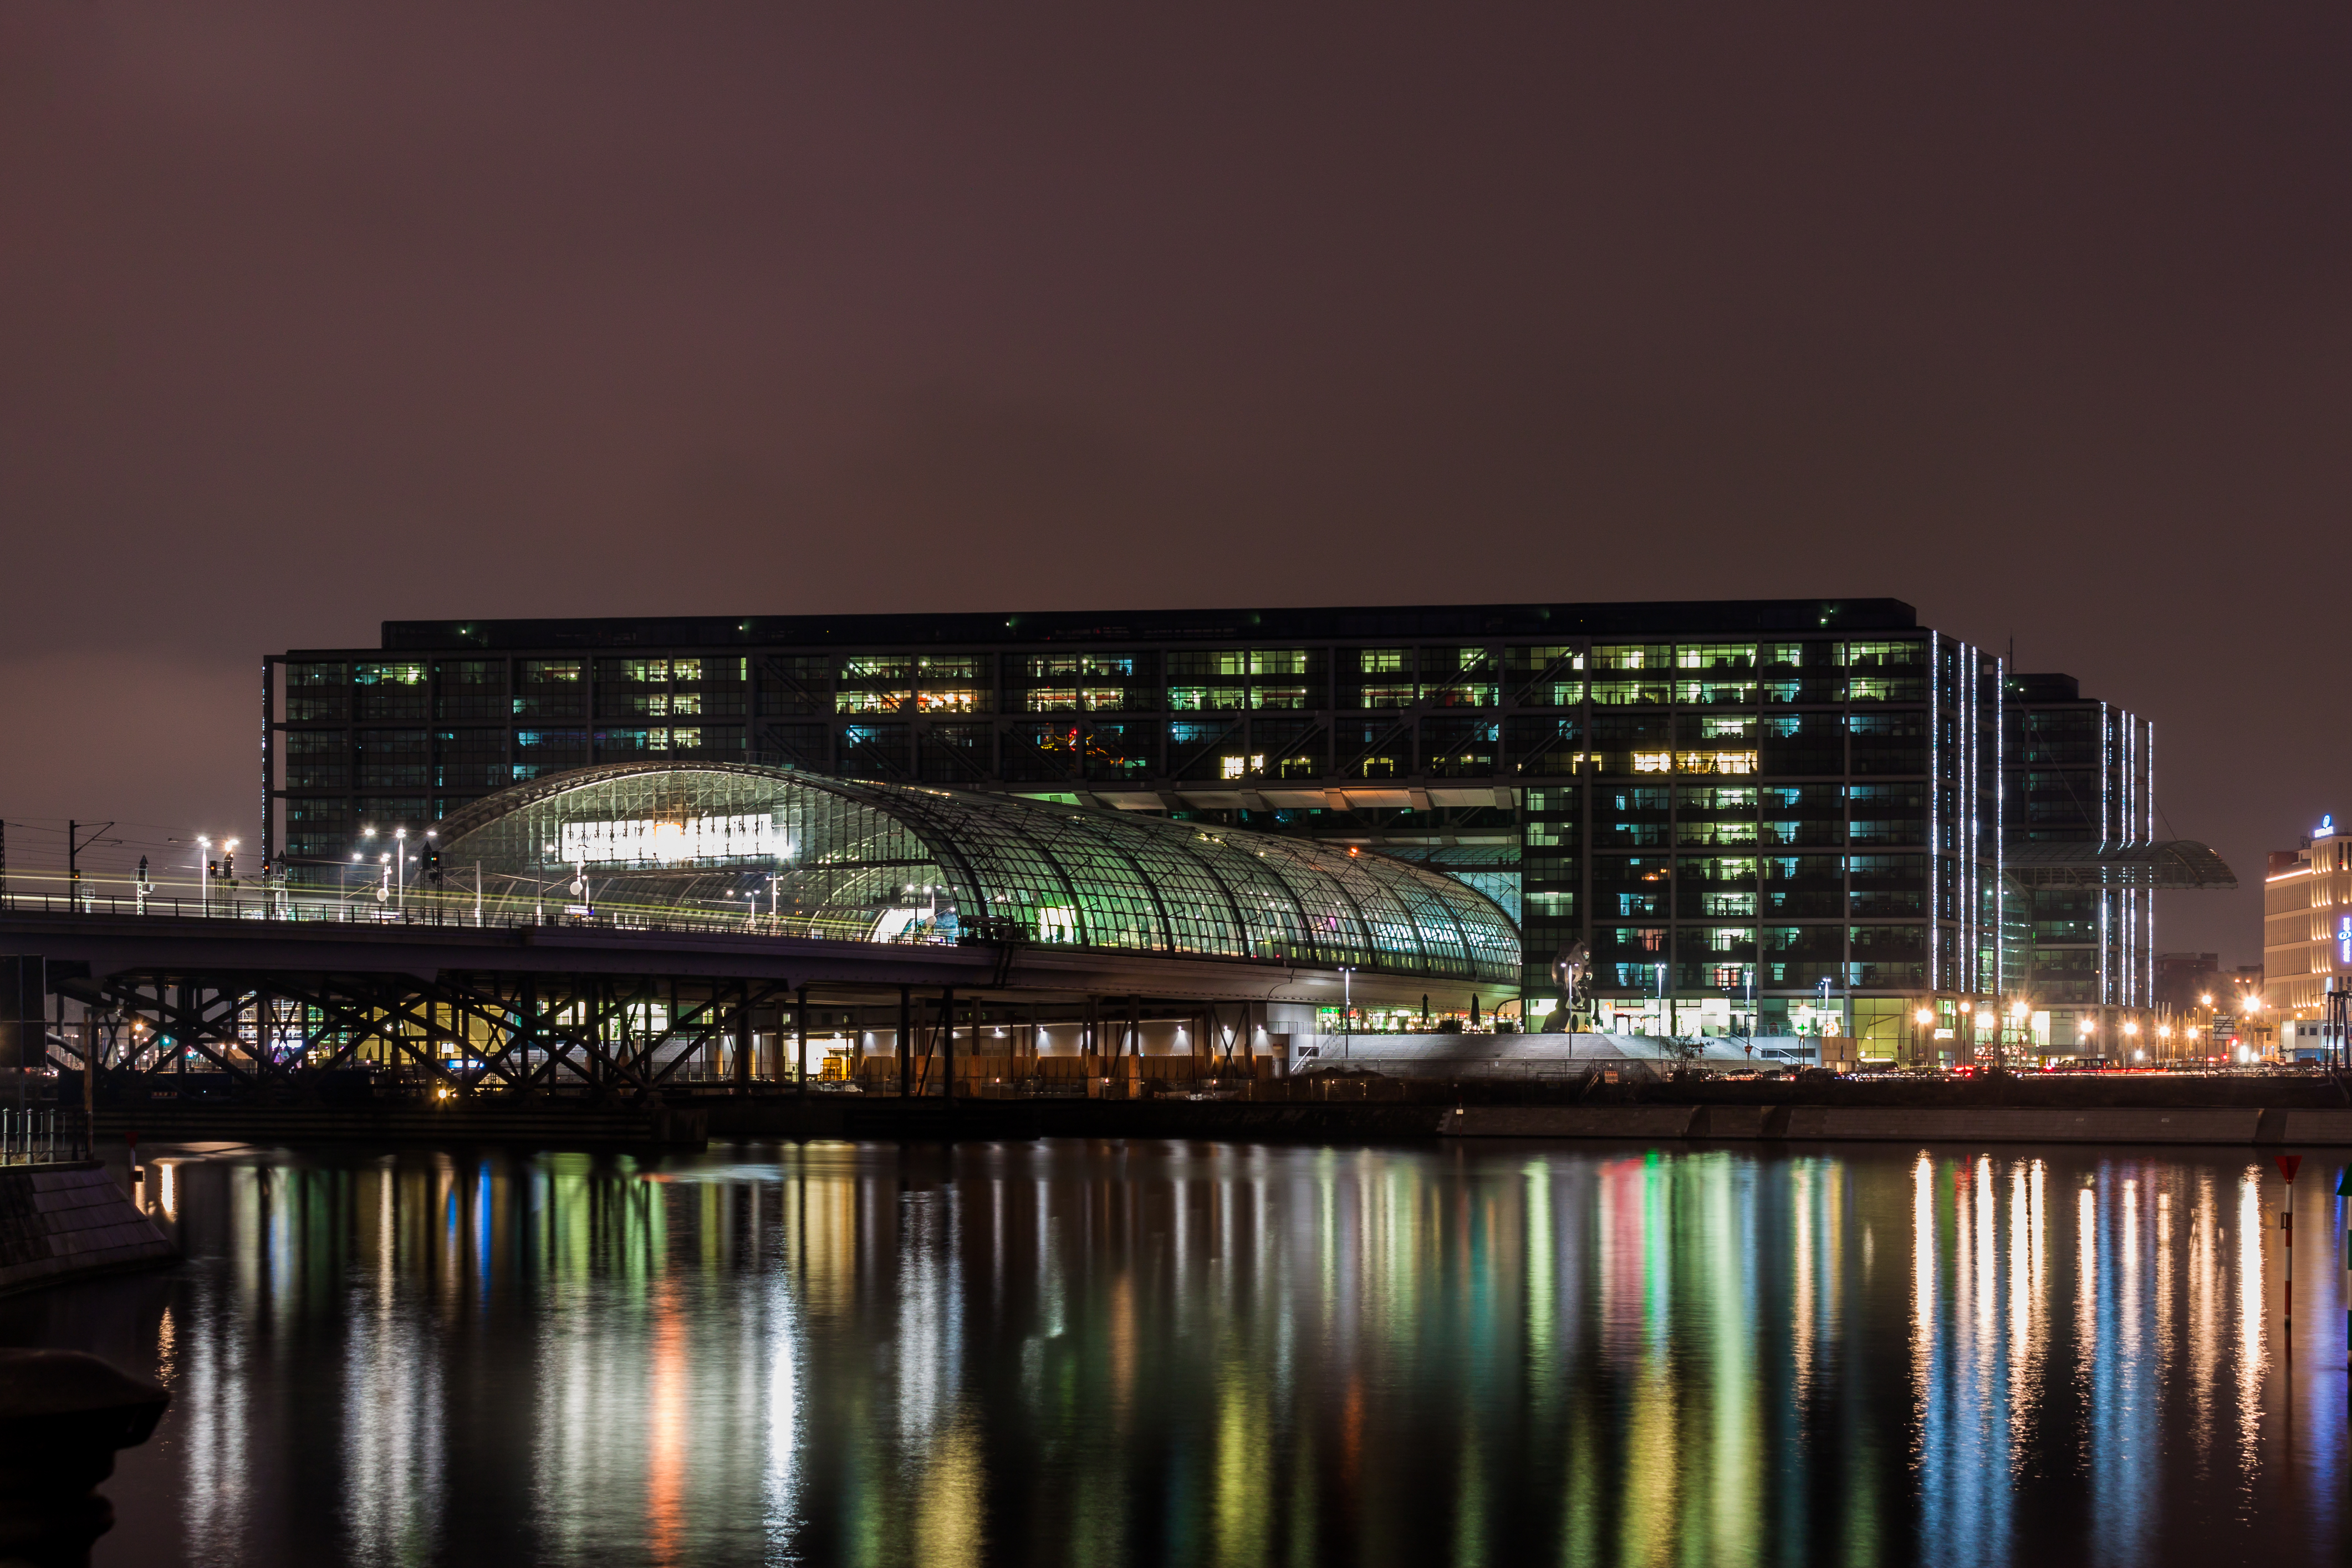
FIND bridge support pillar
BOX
[732,982,751,1096]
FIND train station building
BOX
[262,599,2231,1054]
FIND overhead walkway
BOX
[2001,840,2238,890]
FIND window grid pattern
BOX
[434,762,1516,980]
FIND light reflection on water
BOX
[2,1141,2345,1567]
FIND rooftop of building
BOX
[2006,672,2084,703]
[351,598,1924,653]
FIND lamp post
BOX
[1340,966,1355,1063]
[196,835,210,916]
[394,828,408,913]
[1912,1006,1933,1070]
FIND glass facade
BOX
[2001,673,2155,1011]
[268,601,2145,1033]
[433,763,1517,982]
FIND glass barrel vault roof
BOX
[435,763,1518,982]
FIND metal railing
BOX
[0,872,1455,979]
[0,875,958,947]
[0,1111,63,1166]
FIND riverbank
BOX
[700,1070,2352,1146]
[0,1161,172,1295]
[93,1102,710,1147]
[1442,1102,2352,1144]
[70,1066,2352,1150]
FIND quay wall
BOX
[1445,1105,2352,1145]
[94,1104,708,1148]
[0,1163,173,1295]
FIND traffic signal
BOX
[424,844,442,883]
[206,859,220,880]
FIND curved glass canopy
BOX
[436,763,1518,982]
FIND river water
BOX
[4,1139,2348,1567]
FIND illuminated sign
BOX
[558,814,781,866]
[2319,814,2336,837]
[2338,914,2350,968]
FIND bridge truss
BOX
[59,969,798,1101]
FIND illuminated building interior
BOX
[266,601,2226,1050]
[434,762,1519,983]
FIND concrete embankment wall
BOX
[1446,1105,2352,1145]
[94,1104,708,1147]
[0,1162,173,1295]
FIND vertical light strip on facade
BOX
[1962,640,1973,994]
[2099,702,2113,1008]
[1989,647,2000,998]
[2126,711,2137,1007]
[1961,643,1975,994]
[2144,721,2155,1005]
[1970,642,1983,996]
[1927,632,1940,993]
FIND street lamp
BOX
[196,835,211,915]
[394,828,408,912]
[1912,1006,1933,1069]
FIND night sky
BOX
[4,1,2348,963]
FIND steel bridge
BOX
[0,903,1514,1107]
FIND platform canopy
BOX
[2001,840,2238,890]
[436,762,1519,983]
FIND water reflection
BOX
[1,1141,2345,1567]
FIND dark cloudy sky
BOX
[4,1,2347,962]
